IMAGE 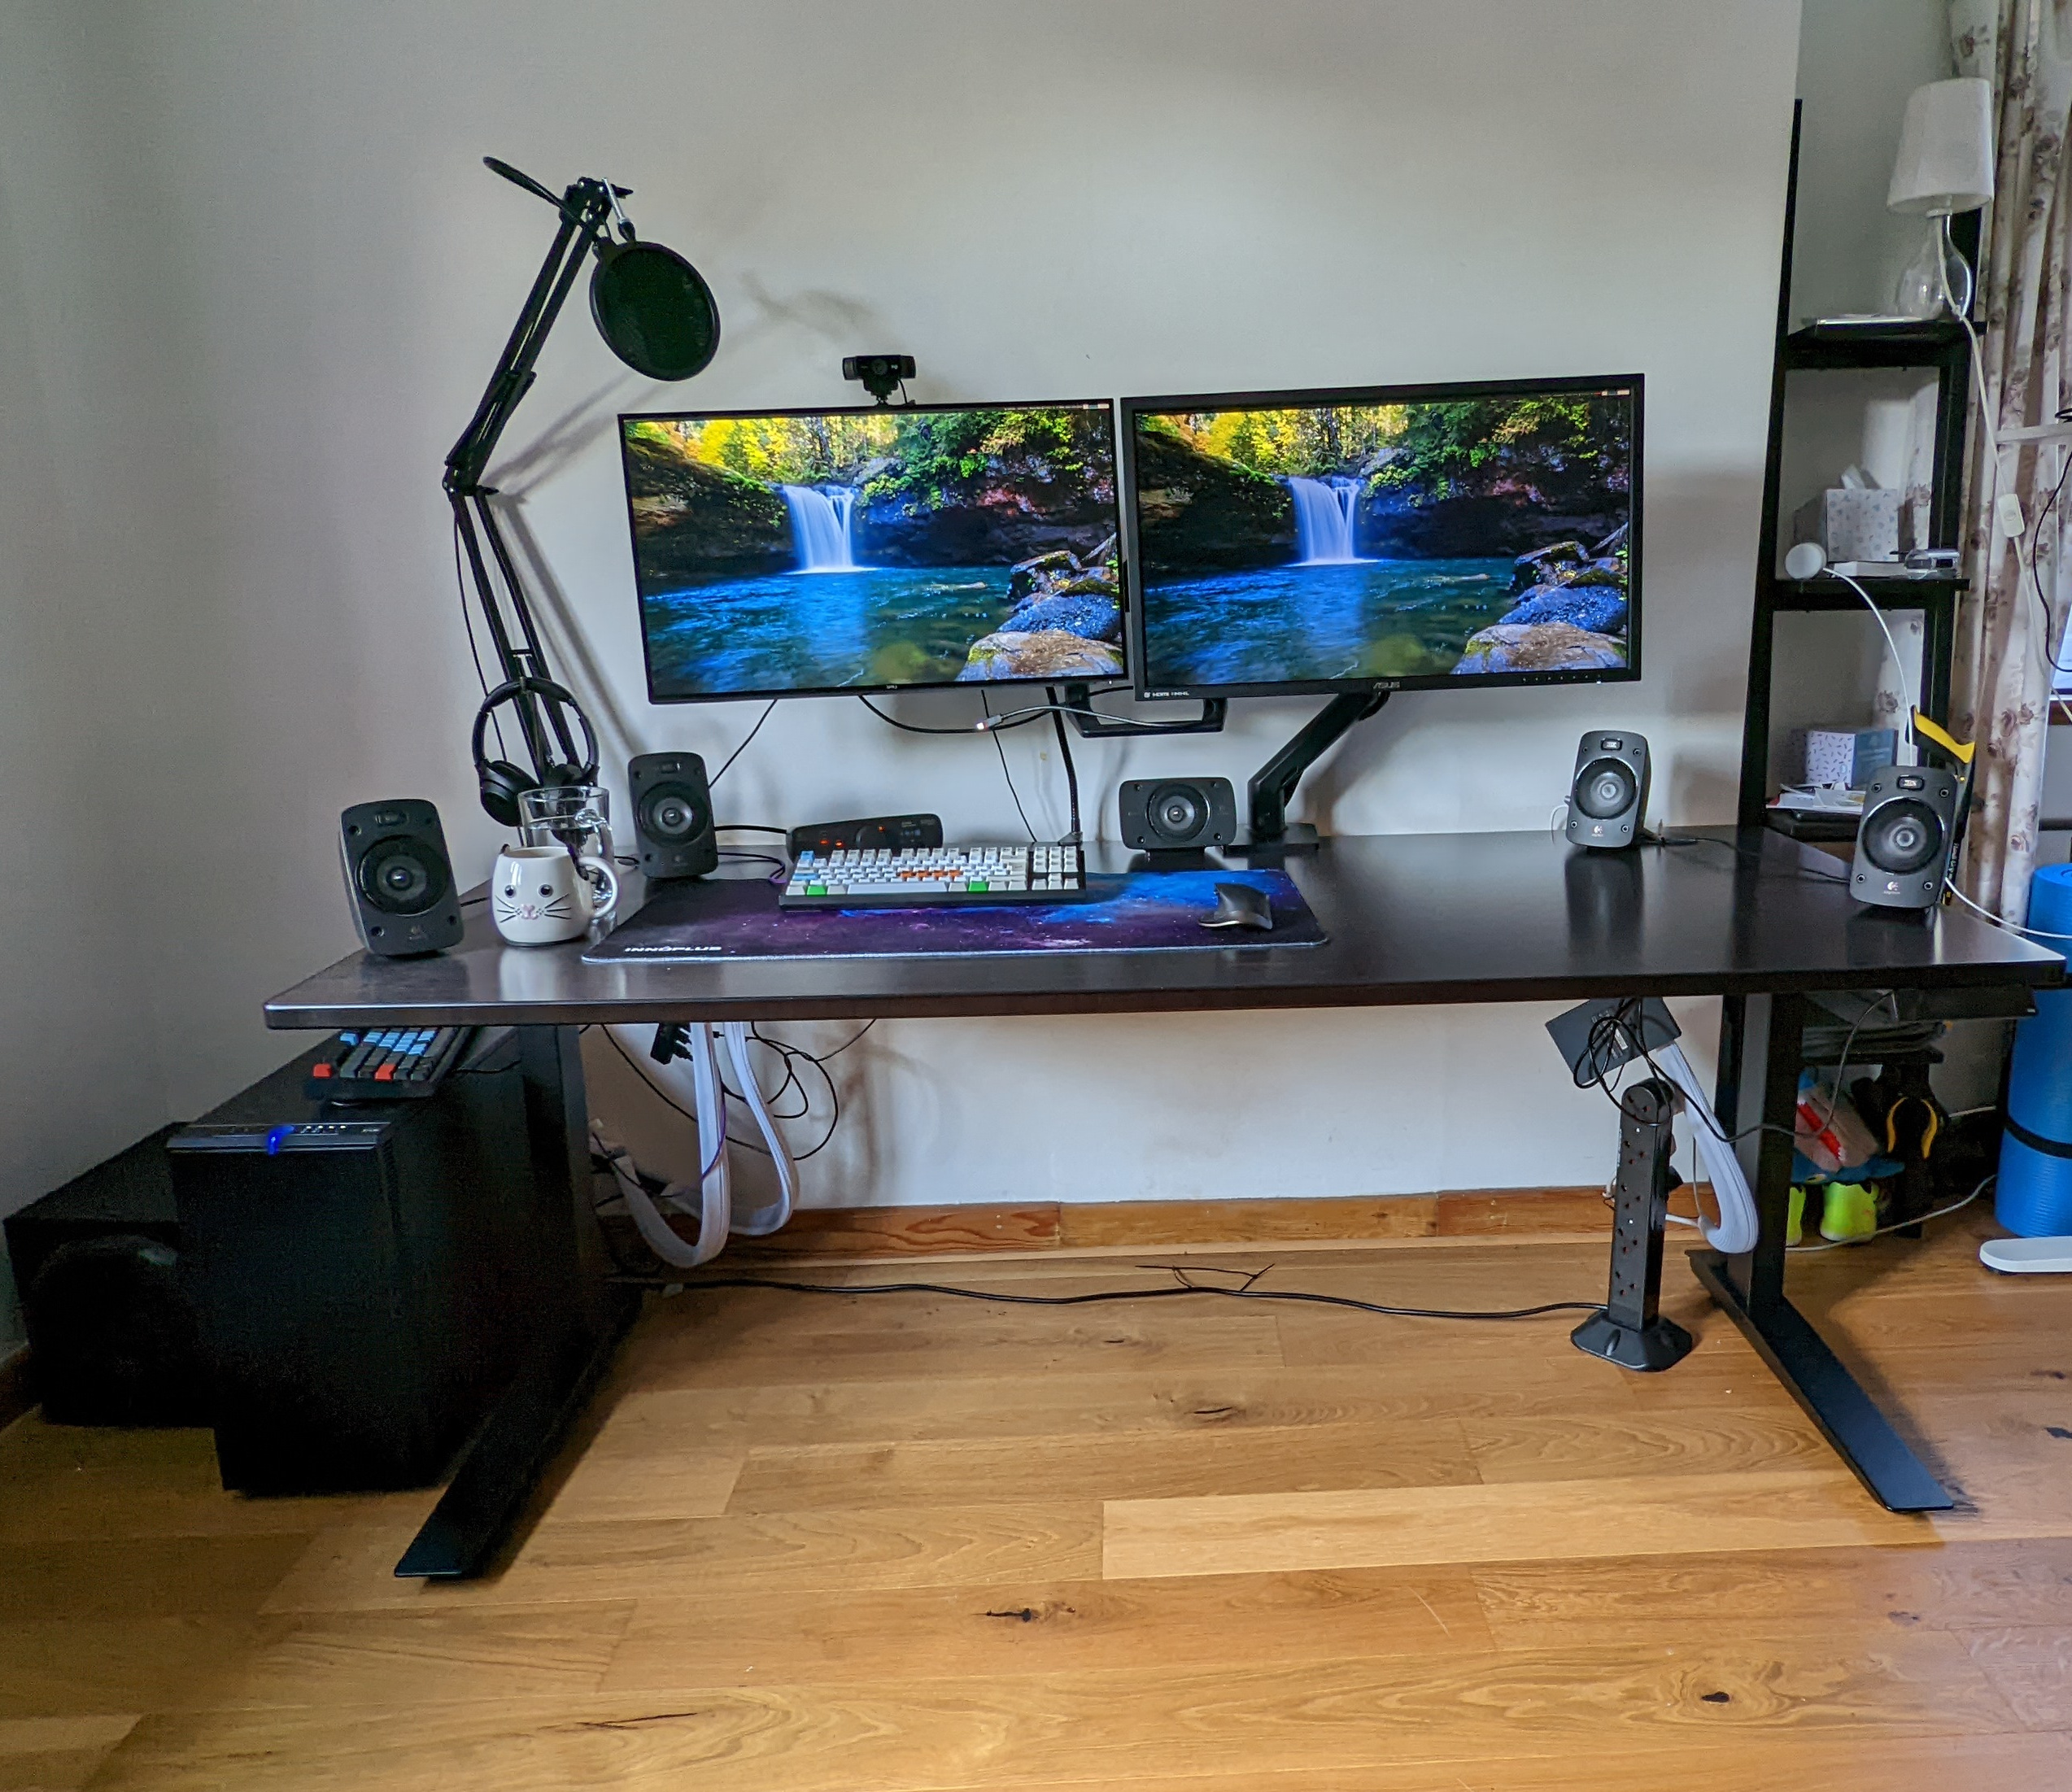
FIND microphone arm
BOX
[442,162,623,790]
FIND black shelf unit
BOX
[1735,106,1974,834]
[1714,105,1984,1212]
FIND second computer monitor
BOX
[1122,375,1641,698]
[619,401,1126,702]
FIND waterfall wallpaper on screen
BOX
[1130,384,1637,691]
[622,403,1124,700]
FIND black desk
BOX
[266,828,2063,1576]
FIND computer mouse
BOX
[1202,882,1273,931]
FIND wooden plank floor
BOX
[5,1212,2072,1790]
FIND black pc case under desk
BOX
[168,1028,541,1497]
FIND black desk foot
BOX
[1572,1309,1694,1371]
[395,1288,639,1580]
[1690,1249,1951,1513]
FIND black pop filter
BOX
[591,240,720,382]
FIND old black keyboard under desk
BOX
[780,844,1089,909]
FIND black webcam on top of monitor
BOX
[843,353,916,405]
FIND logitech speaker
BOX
[1851,764,1961,909]
[339,800,465,957]
[1119,777,1237,851]
[1565,730,1651,848]
[630,752,718,880]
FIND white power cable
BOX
[718,1020,799,1235]
[595,1019,805,1264]
[1650,1040,1760,1256]
[1826,568,1919,726]
[1943,878,2072,941]
[598,1021,733,1269]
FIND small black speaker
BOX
[339,800,465,957]
[1565,730,1651,848]
[1852,765,1961,909]
[1119,777,1237,851]
[630,752,718,879]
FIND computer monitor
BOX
[619,401,1126,701]
[1121,375,1641,699]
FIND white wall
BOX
[0,0,1810,1301]
[0,11,200,1345]
[1792,0,1956,324]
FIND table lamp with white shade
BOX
[1889,76,1996,319]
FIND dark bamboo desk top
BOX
[264,828,2063,1032]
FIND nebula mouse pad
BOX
[585,866,1326,963]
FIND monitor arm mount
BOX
[1246,691,1390,842]
[443,160,628,788]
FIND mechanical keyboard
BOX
[780,844,1090,909]
[306,1026,471,1101]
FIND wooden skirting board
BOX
[699,1186,1700,1264]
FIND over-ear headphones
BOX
[470,676,600,826]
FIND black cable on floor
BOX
[610,1262,1599,1323]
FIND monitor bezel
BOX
[1118,373,1643,702]
[617,397,1131,705]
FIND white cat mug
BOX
[491,844,617,946]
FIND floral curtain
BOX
[1950,0,2072,921]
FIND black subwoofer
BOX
[3,1127,209,1426]
[1119,777,1237,851]
[1852,765,1960,909]
[630,752,718,880]
[1565,730,1651,849]
[339,800,464,957]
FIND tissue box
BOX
[1791,725,1897,789]
[1791,488,1905,565]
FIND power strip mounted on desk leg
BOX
[1571,1077,1695,1371]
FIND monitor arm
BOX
[443,165,624,787]
[1247,691,1390,841]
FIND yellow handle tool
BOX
[1912,711,1976,765]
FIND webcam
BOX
[843,353,916,405]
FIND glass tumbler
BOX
[518,784,617,927]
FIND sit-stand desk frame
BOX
[265,828,2061,1578]
[1693,988,1955,1509]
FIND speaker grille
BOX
[1575,757,1638,821]
[1862,798,1945,876]
[639,783,708,844]
[357,835,450,916]
[1147,782,1206,844]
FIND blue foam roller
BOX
[1996,1127,2072,1236]
[2005,864,2072,1139]
[1999,864,2072,1235]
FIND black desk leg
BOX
[1690,990,1952,1513]
[395,1024,639,1580]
